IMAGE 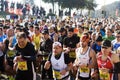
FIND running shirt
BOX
[112,39,120,51]
[50,52,69,79]
[0,35,6,42]
[76,47,91,78]
[63,34,79,59]
[32,34,41,50]
[97,52,114,80]
[15,42,36,80]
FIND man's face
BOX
[60,31,66,36]
[106,29,112,37]
[95,26,100,32]
[80,41,88,48]
[18,38,27,48]
[101,46,111,55]
[7,29,14,37]
[53,46,62,55]
[42,33,49,40]
[68,31,74,37]
[34,28,39,34]
[29,27,34,32]
[97,41,102,46]
[3,28,7,34]
[115,33,120,42]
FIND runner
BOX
[39,30,53,79]
[32,27,41,51]
[63,28,80,63]
[13,32,36,80]
[112,30,120,52]
[97,39,120,80]
[44,42,72,80]
[74,32,98,80]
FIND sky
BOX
[95,0,119,9]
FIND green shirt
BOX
[102,35,115,41]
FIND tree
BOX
[42,0,58,13]
[42,0,97,16]
[23,0,35,6]
[86,0,97,10]
[86,0,97,16]
[59,0,88,16]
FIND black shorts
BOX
[15,71,34,80]
[78,76,90,80]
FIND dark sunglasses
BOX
[102,46,108,49]
[116,36,120,38]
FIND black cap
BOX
[59,28,66,32]
[68,28,74,32]
[42,30,49,34]
[96,36,103,42]
[102,39,111,47]
[97,22,102,25]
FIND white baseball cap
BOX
[53,42,62,47]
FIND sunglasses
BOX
[102,46,108,49]
[116,36,120,38]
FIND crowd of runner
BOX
[0,16,120,80]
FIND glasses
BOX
[102,46,108,49]
[116,36,120,38]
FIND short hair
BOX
[29,25,34,28]
[15,27,21,31]
[68,28,74,32]
[42,19,46,23]
[35,27,39,30]
[16,32,27,39]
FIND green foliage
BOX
[86,0,97,10]
[42,0,58,13]
[42,0,97,10]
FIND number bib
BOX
[7,50,16,57]
[80,67,90,73]
[69,51,76,58]
[53,70,61,79]
[99,70,110,80]
[18,61,28,71]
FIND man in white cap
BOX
[44,41,72,80]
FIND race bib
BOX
[7,50,16,57]
[18,61,28,71]
[69,51,76,58]
[99,70,110,80]
[53,70,61,79]
[80,67,90,73]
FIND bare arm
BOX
[88,49,97,69]
[0,42,5,51]
[44,61,51,70]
